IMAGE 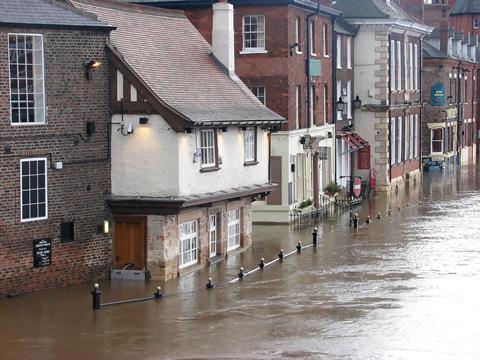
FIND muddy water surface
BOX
[1,166,480,359]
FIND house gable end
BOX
[106,44,192,132]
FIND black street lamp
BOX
[336,97,346,112]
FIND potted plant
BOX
[324,181,341,197]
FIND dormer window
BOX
[8,34,45,125]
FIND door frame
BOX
[113,215,147,270]
[209,213,218,258]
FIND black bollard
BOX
[312,227,318,246]
[154,286,163,299]
[365,215,371,224]
[377,212,382,219]
[388,208,392,216]
[91,283,101,310]
[353,213,359,229]
[206,278,214,289]
[259,258,265,269]
[238,267,245,279]
[296,241,302,253]
[278,249,284,261]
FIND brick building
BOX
[0,0,113,296]
[395,0,479,168]
[138,0,340,223]
[72,0,284,280]
[332,0,432,192]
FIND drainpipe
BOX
[456,61,462,163]
[306,1,321,129]
[331,15,338,183]
[388,32,392,184]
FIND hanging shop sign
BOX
[430,82,446,106]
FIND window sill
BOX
[239,49,268,55]
[200,166,221,173]
[244,161,259,167]
[324,54,330,58]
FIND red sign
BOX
[370,168,376,190]
[358,144,371,169]
[353,178,362,197]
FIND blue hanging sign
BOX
[431,82,446,106]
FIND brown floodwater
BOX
[2,166,480,359]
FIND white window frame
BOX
[346,36,352,69]
[252,86,266,105]
[179,220,198,269]
[409,43,414,90]
[209,214,217,258]
[414,43,419,90]
[397,40,402,91]
[390,40,396,91]
[474,18,480,29]
[346,80,352,119]
[336,35,342,69]
[390,117,396,166]
[404,42,408,90]
[295,85,301,129]
[397,116,403,164]
[8,33,45,125]
[323,24,329,57]
[242,15,266,53]
[294,17,302,54]
[414,114,419,158]
[20,157,48,222]
[404,115,409,161]
[200,129,216,168]
[227,209,241,251]
[336,81,342,121]
[431,128,444,154]
[244,127,256,162]
[309,19,316,56]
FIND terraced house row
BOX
[0,0,479,296]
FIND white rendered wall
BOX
[111,114,179,197]
[112,117,269,197]
[178,127,269,196]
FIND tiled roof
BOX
[0,0,113,29]
[72,0,284,125]
[450,0,480,16]
[333,0,413,20]
[423,41,448,59]
[123,0,340,16]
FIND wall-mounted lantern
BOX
[84,60,102,80]
[353,95,362,109]
[336,97,346,112]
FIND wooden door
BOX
[114,217,146,270]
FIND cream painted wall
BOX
[354,28,383,106]
[178,127,269,196]
[111,115,269,197]
[111,114,179,197]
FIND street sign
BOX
[353,178,362,197]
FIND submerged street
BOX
[2,166,480,359]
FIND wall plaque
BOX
[33,238,51,268]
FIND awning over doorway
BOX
[337,132,368,152]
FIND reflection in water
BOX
[1,166,480,359]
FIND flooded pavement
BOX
[2,166,480,359]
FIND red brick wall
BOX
[0,28,112,296]
[184,4,334,130]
